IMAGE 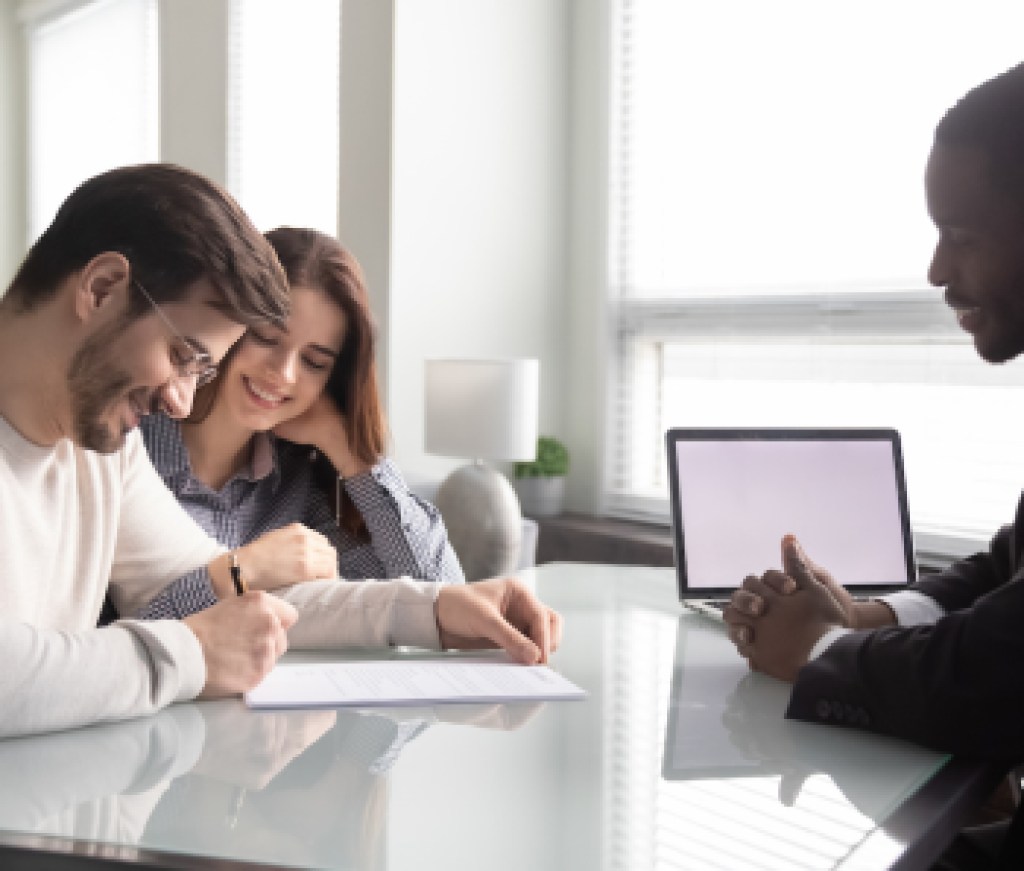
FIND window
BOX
[227,0,340,236]
[609,0,1024,556]
[24,0,157,242]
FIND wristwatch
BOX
[229,551,247,596]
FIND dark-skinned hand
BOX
[722,534,849,682]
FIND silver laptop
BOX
[665,427,917,618]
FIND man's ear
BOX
[73,252,131,323]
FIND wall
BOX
[383,0,571,482]
[0,0,26,291]
[564,0,610,514]
[159,0,228,185]
[337,0,395,414]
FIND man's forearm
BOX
[0,620,204,738]
[807,600,899,663]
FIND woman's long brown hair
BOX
[189,227,387,539]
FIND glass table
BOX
[0,564,1005,870]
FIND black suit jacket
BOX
[788,493,1024,759]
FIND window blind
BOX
[24,0,157,242]
[227,0,341,236]
[608,0,1024,554]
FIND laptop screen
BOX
[665,428,916,597]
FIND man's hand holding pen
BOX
[184,593,298,698]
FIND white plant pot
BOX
[514,475,566,518]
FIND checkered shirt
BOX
[136,415,464,619]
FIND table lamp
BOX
[424,358,539,581]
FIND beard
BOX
[67,318,136,454]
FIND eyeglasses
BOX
[132,278,218,387]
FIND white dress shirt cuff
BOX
[877,590,945,626]
[809,627,852,660]
[807,590,946,662]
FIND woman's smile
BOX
[242,375,288,409]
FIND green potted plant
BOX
[513,436,569,517]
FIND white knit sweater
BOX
[0,417,442,739]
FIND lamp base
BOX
[435,462,523,582]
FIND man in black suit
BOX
[723,62,1024,869]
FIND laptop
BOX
[665,427,917,618]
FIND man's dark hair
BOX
[5,163,289,326]
[935,62,1024,207]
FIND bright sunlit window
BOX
[25,0,158,242]
[609,0,1024,556]
[227,0,341,236]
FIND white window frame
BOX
[225,0,341,236]
[599,0,1024,564]
[20,0,158,243]
[607,290,984,564]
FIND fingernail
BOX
[749,599,762,615]
[783,579,796,593]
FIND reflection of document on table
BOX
[245,656,588,710]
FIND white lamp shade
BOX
[424,359,539,461]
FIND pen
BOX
[229,551,247,595]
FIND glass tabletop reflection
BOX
[0,564,951,870]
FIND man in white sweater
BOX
[0,164,562,739]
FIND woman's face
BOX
[221,285,348,431]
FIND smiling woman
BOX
[134,227,465,622]
[218,287,348,444]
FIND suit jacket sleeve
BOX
[787,496,1024,758]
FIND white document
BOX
[245,656,588,710]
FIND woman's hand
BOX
[272,394,345,452]
[235,523,339,590]
[272,394,368,479]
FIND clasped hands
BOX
[723,534,857,682]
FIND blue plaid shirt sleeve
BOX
[136,567,219,620]
[133,414,464,622]
[306,458,465,585]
